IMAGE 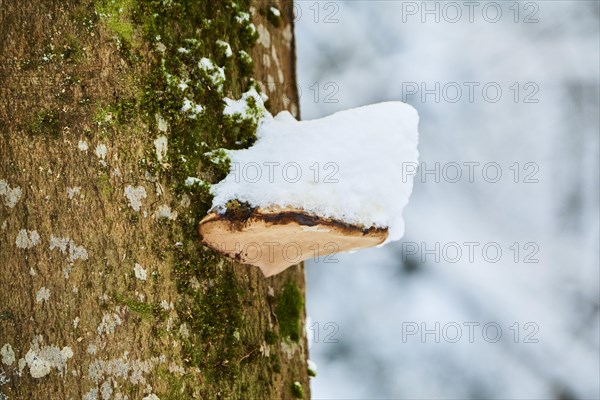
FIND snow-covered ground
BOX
[296,1,600,398]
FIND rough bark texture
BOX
[0,1,309,399]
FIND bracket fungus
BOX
[199,102,419,276]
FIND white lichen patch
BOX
[180,194,191,208]
[168,362,185,376]
[133,263,147,281]
[160,300,173,311]
[216,39,233,57]
[156,113,169,132]
[36,287,50,304]
[61,347,74,361]
[95,143,107,160]
[262,53,271,68]
[187,276,201,291]
[280,340,300,360]
[179,323,190,339]
[97,311,123,335]
[143,394,160,400]
[23,336,73,378]
[1,344,15,366]
[15,229,40,249]
[67,186,81,199]
[162,316,173,332]
[154,135,168,162]
[257,24,271,48]
[83,388,98,400]
[87,344,98,355]
[267,75,275,92]
[49,235,69,253]
[259,341,270,357]
[101,380,113,400]
[73,317,80,329]
[87,354,161,388]
[154,204,177,221]
[124,185,147,212]
[0,179,22,208]
[49,235,88,262]
[0,367,9,389]
[272,48,284,83]
[17,357,26,374]
[282,24,292,46]
[78,140,89,151]
[69,242,88,262]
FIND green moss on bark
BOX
[292,381,305,399]
[29,109,62,137]
[84,0,305,397]
[92,0,275,397]
[276,281,304,342]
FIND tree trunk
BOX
[0,1,309,399]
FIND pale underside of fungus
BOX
[199,101,419,276]
[199,205,388,277]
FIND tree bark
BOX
[0,1,309,399]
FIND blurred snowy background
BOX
[294,1,600,399]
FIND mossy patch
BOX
[264,330,278,345]
[28,109,61,137]
[93,98,138,127]
[97,172,113,199]
[60,35,86,64]
[86,0,300,396]
[224,200,255,222]
[270,354,281,373]
[175,260,244,383]
[96,0,137,48]
[275,281,304,342]
[125,298,154,320]
[292,381,305,399]
[260,5,282,28]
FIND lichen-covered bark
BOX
[0,1,309,399]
